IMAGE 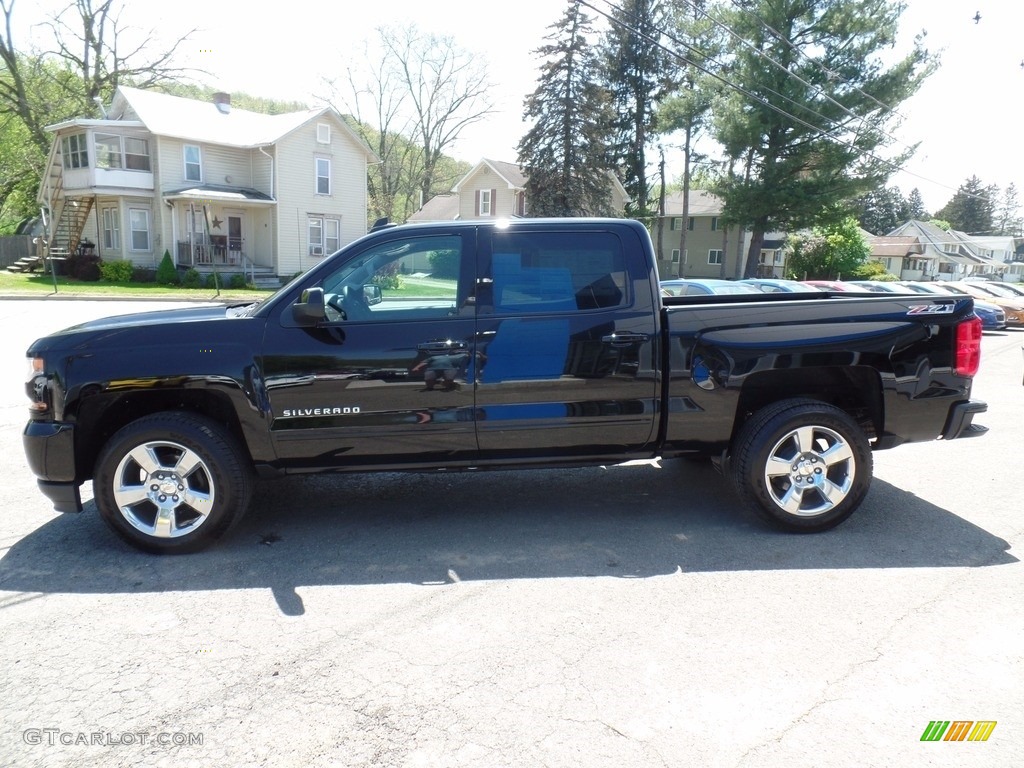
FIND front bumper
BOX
[23,420,83,513]
[941,400,988,440]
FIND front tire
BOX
[94,412,253,553]
[730,399,872,532]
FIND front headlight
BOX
[27,356,44,382]
[26,357,48,414]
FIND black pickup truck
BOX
[23,218,987,553]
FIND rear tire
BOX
[730,399,872,532]
[94,412,253,553]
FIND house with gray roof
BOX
[408,158,629,223]
[886,220,1008,280]
[36,86,377,281]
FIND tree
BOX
[994,183,1022,236]
[657,0,723,274]
[517,0,615,217]
[322,36,428,225]
[853,185,909,235]
[1,0,197,222]
[934,176,996,234]
[710,0,935,277]
[601,0,677,222]
[786,216,870,279]
[378,25,495,207]
[905,188,928,221]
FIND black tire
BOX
[729,398,872,532]
[93,412,253,554]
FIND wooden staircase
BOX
[7,163,94,273]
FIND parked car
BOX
[982,281,1024,297]
[801,280,859,291]
[843,281,914,294]
[945,282,1024,327]
[660,279,763,296]
[893,282,1006,330]
[739,278,822,293]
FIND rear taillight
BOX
[954,316,982,376]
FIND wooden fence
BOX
[0,236,37,268]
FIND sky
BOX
[9,0,1023,213]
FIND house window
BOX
[101,208,120,250]
[708,249,723,265]
[124,137,151,171]
[308,215,340,257]
[184,145,202,182]
[324,218,340,253]
[61,133,88,169]
[479,189,493,216]
[316,158,331,195]
[671,249,681,263]
[95,134,151,171]
[316,123,331,144]
[711,217,720,231]
[670,217,682,231]
[95,134,122,169]
[688,217,695,231]
[128,208,150,252]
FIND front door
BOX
[227,214,244,266]
[260,229,479,468]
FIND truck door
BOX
[260,230,479,468]
[473,225,659,457]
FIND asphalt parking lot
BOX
[1,298,1021,768]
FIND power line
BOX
[586,0,990,206]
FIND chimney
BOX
[213,92,231,115]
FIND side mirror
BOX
[364,284,383,306]
[292,287,326,325]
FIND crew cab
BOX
[23,218,987,553]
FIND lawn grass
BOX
[0,271,457,300]
[0,270,273,301]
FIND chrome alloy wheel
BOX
[111,440,215,538]
[763,425,855,517]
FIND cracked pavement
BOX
[1,300,1021,767]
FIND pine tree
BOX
[995,183,1023,236]
[710,0,935,277]
[934,176,996,234]
[906,188,928,221]
[601,0,678,222]
[518,1,615,217]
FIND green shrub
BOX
[156,250,179,285]
[132,267,156,283]
[100,260,135,282]
[181,268,203,288]
[66,252,101,281]
[228,273,247,289]
[371,261,403,290]
[428,249,459,279]
[204,272,221,290]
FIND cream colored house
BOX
[38,86,377,281]
[408,158,629,221]
[652,190,787,280]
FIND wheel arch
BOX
[72,388,254,481]
[731,366,883,448]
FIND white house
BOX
[37,86,378,281]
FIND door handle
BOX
[601,333,648,347]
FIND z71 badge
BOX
[907,304,955,315]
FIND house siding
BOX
[274,116,368,275]
[458,167,518,219]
